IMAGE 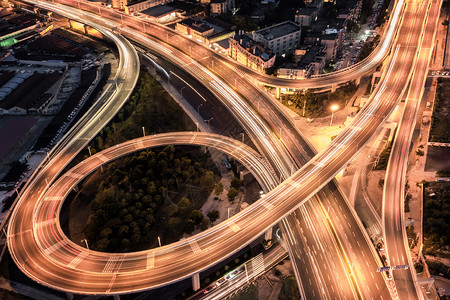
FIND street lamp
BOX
[330,105,338,126]
[81,239,89,249]
[205,118,213,130]
[197,103,203,115]
[180,86,186,97]
[87,146,92,157]
[142,126,146,137]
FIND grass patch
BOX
[430,78,450,142]
[373,141,392,170]
[282,82,358,118]
[423,181,450,258]
[77,70,219,252]
[279,276,301,300]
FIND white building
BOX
[253,21,301,57]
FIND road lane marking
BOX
[228,222,240,233]
[67,251,88,268]
[44,196,63,202]
[97,154,110,163]
[106,274,116,293]
[44,241,64,255]
[189,240,201,254]
[261,200,274,210]
[147,253,155,269]
[102,256,122,273]
[35,218,56,228]
[134,140,144,149]
[66,172,84,179]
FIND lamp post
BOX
[81,239,89,249]
[197,103,203,115]
[142,126,146,137]
[87,146,92,157]
[180,86,186,97]
[330,105,338,127]
[205,118,213,130]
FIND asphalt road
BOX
[383,0,442,298]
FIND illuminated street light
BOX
[81,239,89,249]
[330,105,338,127]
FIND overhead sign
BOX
[377,265,409,272]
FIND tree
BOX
[200,171,215,189]
[227,187,239,202]
[207,210,220,223]
[178,197,192,207]
[200,218,210,231]
[231,177,242,190]
[214,182,224,195]
[189,210,204,225]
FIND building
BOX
[140,5,181,23]
[229,34,276,73]
[321,32,344,60]
[112,0,171,14]
[201,0,234,15]
[210,0,234,15]
[253,21,301,57]
[277,44,326,79]
[250,5,269,23]
[295,0,323,27]
[176,18,214,42]
[338,0,362,22]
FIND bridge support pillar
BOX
[276,87,280,99]
[72,185,79,193]
[113,295,120,300]
[331,84,337,93]
[68,19,73,29]
[65,293,73,300]
[418,277,434,294]
[355,76,361,85]
[84,24,89,35]
[192,272,200,291]
[265,227,273,241]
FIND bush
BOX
[214,182,224,195]
[231,177,243,190]
[207,210,220,223]
[227,187,239,202]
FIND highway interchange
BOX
[4,0,442,298]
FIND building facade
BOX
[229,34,275,73]
[253,21,301,57]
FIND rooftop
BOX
[178,18,213,33]
[254,21,301,41]
[141,5,179,18]
[231,34,274,61]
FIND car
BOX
[203,285,215,294]
[432,71,436,76]
[216,277,227,286]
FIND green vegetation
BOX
[373,141,392,170]
[283,82,358,118]
[358,35,381,62]
[406,226,417,248]
[423,182,450,258]
[84,146,217,252]
[80,71,219,252]
[426,260,450,279]
[207,210,220,223]
[227,187,239,202]
[279,276,301,300]
[88,72,194,154]
[229,284,257,300]
[214,181,224,195]
[360,0,375,24]
[436,170,450,177]
[430,78,450,142]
